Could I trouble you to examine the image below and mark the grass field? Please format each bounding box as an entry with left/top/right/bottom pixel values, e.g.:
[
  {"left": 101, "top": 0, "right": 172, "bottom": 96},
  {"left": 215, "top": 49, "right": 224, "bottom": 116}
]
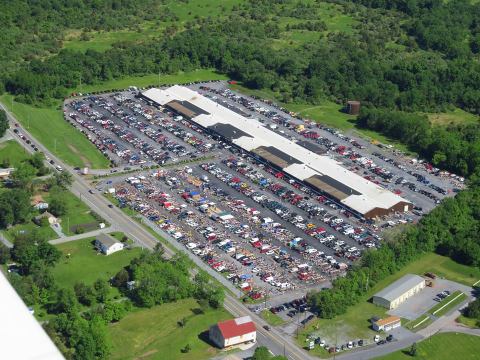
[
  {"left": 75, "top": 69, "right": 227, "bottom": 94},
  {"left": 52, "top": 237, "right": 143, "bottom": 289},
  {"left": 108, "top": 297, "right": 231, "bottom": 360},
  {"left": 0, "top": 140, "right": 30, "bottom": 168},
  {"left": 426, "top": 108, "right": 480, "bottom": 126},
  {"left": 0, "top": 94, "right": 109, "bottom": 169},
  {"left": 456, "top": 315, "right": 479, "bottom": 328},
  {"left": 298, "top": 252, "right": 480, "bottom": 353},
  {"left": 45, "top": 189, "right": 102, "bottom": 235},
  {"left": 2, "top": 221, "right": 58, "bottom": 242},
  {"left": 377, "top": 332, "right": 480, "bottom": 360},
  {"left": 260, "top": 309, "right": 286, "bottom": 326}
]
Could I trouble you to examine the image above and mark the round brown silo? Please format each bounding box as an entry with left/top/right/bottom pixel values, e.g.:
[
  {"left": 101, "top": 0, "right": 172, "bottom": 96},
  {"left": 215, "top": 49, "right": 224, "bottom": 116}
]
[{"left": 347, "top": 101, "right": 361, "bottom": 115}]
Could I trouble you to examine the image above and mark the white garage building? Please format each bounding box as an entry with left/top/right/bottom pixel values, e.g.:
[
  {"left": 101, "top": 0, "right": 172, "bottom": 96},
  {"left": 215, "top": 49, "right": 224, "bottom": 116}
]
[{"left": 373, "top": 274, "right": 426, "bottom": 309}]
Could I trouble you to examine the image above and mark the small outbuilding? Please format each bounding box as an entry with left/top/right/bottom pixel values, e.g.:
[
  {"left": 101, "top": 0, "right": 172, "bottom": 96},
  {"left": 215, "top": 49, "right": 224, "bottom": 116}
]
[
  {"left": 209, "top": 316, "right": 256, "bottom": 348},
  {"left": 95, "top": 233, "right": 124, "bottom": 256},
  {"left": 372, "top": 316, "right": 401, "bottom": 332},
  {"left": 373, "top": 274, "right": 425, "bottom": 309}
]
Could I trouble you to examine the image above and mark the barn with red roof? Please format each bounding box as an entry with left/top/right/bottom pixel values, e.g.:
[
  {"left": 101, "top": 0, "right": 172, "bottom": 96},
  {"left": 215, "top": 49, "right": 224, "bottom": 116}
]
[{"left": 209, "top": 316, "right": 257, "bottom": 348}]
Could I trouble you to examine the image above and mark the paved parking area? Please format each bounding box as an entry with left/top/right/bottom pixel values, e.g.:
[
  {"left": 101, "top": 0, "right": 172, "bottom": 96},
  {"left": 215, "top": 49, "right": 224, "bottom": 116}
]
[
  {"left": 388, "top": 279, "right": 473, "bottom": 320},
  {"left": 67, "top": 80, "right": 466, "bottom": 300}
]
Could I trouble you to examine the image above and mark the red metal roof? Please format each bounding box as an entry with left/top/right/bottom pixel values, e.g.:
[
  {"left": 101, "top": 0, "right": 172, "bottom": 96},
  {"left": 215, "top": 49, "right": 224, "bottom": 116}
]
[{"left": 217, "top": 317, "right": 256, "bottom": 339}]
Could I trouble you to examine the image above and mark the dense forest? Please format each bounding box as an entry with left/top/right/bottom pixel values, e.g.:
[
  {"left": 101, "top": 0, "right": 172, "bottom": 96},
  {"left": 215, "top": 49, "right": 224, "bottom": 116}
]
[
  {"left": 1, "top": 0, "right": 480, "bottom": 116},
  {"left": 357, "top": 109, "right": 480, "bottom": 177}
]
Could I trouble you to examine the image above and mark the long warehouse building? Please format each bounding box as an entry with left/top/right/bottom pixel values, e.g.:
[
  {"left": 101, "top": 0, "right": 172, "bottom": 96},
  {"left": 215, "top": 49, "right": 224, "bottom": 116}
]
[{"left": 142, "top": 85, "right": 410, "bottom": 218}]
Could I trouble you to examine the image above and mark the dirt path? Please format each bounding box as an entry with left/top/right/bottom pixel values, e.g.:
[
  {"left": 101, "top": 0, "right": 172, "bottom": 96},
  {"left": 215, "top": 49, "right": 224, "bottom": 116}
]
[{"left": 67, "top": 144, "right": 92, "bottom": 168}]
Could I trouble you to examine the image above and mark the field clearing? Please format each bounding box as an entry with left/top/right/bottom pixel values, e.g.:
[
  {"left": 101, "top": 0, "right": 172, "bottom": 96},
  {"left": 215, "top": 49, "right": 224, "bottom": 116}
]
[
  {"left": 426, "top": 108, "right": 480, "bottom": 126},
  {"left": 52, "top": 237, "right": 143, "bottom": 289},
  {"left": 0, "top": 140, "right": 30, "bottom": 168},
  {"left": 108, "top": 298, "right": 232, "bottom": 360},
  {"left": 0, "top": 95, "right": 109, "bottom": 169},
  {"left": 377, "top": 332, "right": 480, "bottom": 360},
  {"left": 75, "top": 69, "right": 227, "bottom": 94},
  {"left": 299, "top": 252, "right": 480, "bottom": 353},
  {"left": 63, "top": 0, "right": 242, "bottom": 53}
]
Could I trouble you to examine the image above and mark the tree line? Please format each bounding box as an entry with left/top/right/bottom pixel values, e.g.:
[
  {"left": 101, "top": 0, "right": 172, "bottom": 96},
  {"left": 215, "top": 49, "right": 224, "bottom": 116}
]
[
  {"left": 308, "top": 182, "right": 480, "bottom": 318},
  {"left": 357, "top": 108, "right": 480, "bottom": 177}
]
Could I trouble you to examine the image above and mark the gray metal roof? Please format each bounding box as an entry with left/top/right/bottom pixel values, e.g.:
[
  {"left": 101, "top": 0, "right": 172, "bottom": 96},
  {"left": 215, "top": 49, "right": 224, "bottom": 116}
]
[
  {"left": 373, "top": 274, "right": 425, "bottom": 302},
  {"left": 96, "top": 233, "right": 120, "bottom": 248}
]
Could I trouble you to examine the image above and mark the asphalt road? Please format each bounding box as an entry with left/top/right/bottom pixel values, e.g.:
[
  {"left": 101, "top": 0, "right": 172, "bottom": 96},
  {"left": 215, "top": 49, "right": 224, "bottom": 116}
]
[{"left": 0, "top": 101, "right": 314, "bottom": 360}]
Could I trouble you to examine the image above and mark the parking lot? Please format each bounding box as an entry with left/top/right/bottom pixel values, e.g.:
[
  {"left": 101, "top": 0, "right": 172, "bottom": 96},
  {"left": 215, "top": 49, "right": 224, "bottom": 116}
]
[
  {"left": 388, "top": 279, "right": 473, "bottom": 320},
  {"left": 68, "top": 80, "right": 466, "bottom": 300}
]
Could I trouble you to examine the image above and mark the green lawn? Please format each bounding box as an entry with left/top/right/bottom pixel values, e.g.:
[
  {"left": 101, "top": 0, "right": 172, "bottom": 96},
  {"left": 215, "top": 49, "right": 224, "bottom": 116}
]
[
  {"left": 426, "top": 108, "right": 480, "bottom": 126},
  {"left": 52, "top": 237, "right": 143, "bottom": 289},
  {"left": 3, "top": 221, "right": 58, "bottom": 242},
  {"left": 45, "top": 189, "right": 102, "bottom": 235},
  {"left": 431, "top": 291, "right": 467, "bottom": 317},
  {"left": 456, "top": 315, "right": 479, "bottom": 328},
  {"left": 0, "top": 94, "right": 110, "bottom": 169},
  {"left": 260, "top": 309, "right": 286, "bottom": 326},
  {"left": 0, "top": 140, "right": 30, "bottom": 168},
  {"left": 108, "top": 297, "right": 232, "bottom": 360},
  {"left": 298, "top": 252, "right": 480, "bottom": 354},
  {"left": 376, "top": 332, "right": 480, "bottom": 360},
  {"left": 75, "top": 69, "right": 227, "bottom": 94}
]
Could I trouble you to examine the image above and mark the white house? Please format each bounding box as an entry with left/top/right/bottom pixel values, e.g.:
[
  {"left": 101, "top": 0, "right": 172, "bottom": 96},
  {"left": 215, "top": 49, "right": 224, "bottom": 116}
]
[
  {"left": 372, "top": 316, "right": 401, "bottom": 332},
  {"left": 95, "top": 233, "right": 124, "bottom": 256},
  {"left": 209, "top": 316, "right": 256, "bottom": 349}
]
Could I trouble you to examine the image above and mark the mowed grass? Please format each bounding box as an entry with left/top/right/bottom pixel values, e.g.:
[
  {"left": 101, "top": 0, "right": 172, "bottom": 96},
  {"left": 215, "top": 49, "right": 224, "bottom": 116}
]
[
  {"left": 260, "top": 309, "right": 286, "bottom": 326},
  {"left": 108, "top": 297, "right": 232, "bottom": 360},
  {"left": 298, "top": 252, "right": 480, "bottom": 353},
  {"left": 377, "top": 332, "right": 480, "bottom": 360},
  {"left": 3, "top": 221, "right": 58, "bottom": 242},
  {"left": 0, "top": 94, "right": 109, "bottom": 169},
  {"left": 456, "top": 315, "right": 479, "bottom": 328},
  {"left": 0, "top": 140, "right": 30, "bottom": 168},
  {"left": 75, "top": 69, "right": 227, "bottom": 94},
  {"left": 45, "top": 190, "right": 101, "bottom": 235},
  {"left": 52, "top": 237, "right": 143, "bottom": 289}
]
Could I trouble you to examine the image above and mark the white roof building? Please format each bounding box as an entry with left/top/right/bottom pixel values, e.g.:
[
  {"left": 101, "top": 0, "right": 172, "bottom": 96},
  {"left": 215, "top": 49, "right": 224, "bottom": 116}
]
[{"left": 143, "top": 86, "right": 410, "bottom": 218}]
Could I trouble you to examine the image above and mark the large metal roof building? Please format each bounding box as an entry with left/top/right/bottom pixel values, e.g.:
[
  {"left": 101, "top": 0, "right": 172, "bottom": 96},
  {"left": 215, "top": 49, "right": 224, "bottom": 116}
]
[{"left": 143, "top": 86, "right": 410, "bottom": 218}]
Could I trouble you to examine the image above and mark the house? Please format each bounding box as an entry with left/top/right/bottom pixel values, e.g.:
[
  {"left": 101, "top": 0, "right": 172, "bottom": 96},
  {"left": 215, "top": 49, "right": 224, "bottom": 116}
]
[
  {"left": 95, "top": 233, "right": 124, "bottom": 256},
  {"left": 33, "top": 212, "right": 58, "bottom": 225},
  {"left": 31, "top": 195, "right": 48, "bottom": 210},
  {"left": 209, "top": 316, "right": 256, "bottom": 348},
  {"left": 372, "top": 316, "right": 401, "bottom": 332},
  {"left": 372, "top": 274, "right": 426, "bottom": 309}
]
